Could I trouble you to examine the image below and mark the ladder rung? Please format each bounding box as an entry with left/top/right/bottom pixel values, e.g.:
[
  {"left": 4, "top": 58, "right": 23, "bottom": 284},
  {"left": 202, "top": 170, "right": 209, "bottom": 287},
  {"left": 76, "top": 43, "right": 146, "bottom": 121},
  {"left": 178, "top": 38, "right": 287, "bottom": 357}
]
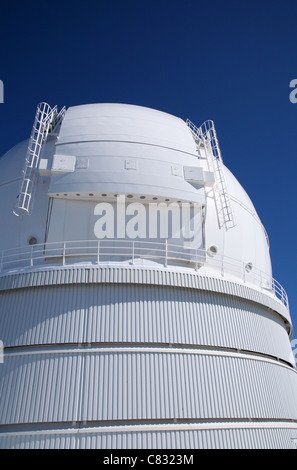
[
  {"left": 186, "top": 118, "right": 236, "bottom": 230},
  {"left": 13, "top": 102, "right": 66, "bottom": 216}
]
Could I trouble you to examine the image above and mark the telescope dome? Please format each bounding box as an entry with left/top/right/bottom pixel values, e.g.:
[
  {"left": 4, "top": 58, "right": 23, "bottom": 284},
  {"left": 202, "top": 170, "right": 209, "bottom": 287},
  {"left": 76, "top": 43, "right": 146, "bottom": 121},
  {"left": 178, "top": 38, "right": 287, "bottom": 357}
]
[{"left": 0, "top": 102, "right": 295, "bottom": 449}]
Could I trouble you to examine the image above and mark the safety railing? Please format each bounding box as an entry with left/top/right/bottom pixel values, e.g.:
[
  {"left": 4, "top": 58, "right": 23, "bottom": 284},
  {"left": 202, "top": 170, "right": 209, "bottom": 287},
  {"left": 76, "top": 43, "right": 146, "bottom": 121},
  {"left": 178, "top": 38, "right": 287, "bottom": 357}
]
[{"left": 0, "top": 239, "right": 289, "bottom": 310}]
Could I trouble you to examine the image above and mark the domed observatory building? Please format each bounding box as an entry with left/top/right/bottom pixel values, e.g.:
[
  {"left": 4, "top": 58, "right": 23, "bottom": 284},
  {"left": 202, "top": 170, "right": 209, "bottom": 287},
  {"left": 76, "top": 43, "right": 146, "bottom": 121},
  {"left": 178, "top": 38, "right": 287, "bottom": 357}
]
[{"left": 0, "top": 102, "right": 296, "bottom": 449}]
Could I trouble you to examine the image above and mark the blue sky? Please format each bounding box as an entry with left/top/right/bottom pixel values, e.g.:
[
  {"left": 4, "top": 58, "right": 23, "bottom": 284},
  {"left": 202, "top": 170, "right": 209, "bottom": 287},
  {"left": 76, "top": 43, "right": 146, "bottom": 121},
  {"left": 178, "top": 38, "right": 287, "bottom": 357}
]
[{"left": 0, "top": 0, "right": 297, "bottom": 330}]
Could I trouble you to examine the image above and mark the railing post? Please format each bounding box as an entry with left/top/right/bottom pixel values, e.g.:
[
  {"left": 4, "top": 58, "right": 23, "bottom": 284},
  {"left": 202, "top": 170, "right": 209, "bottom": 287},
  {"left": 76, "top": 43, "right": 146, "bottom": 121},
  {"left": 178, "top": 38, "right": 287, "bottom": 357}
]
[
  {"left": 165, "top": 239, "right": 168, "bottom": 267},
  {"left": 195, "top": 248, "right": 198, "bottom": 271},
  {"left": 62, "top": 242, "right": 66, "bottom": 266},
  {"left": 97, "top": 240, "right": 100, "bottom": 264},
  {"left": 30, "top": 245, "right": 34, "bottom": 267},
  {"left": 281, "top": 285, "right": 285, "bottom": 304}
]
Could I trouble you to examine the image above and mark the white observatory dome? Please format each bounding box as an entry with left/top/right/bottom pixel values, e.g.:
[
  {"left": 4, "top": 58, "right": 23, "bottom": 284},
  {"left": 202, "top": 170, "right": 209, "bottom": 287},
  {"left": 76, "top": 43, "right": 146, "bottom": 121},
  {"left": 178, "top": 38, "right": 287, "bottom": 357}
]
[{"left": 0, "top": 102, "right": 296, "bottom": 449}]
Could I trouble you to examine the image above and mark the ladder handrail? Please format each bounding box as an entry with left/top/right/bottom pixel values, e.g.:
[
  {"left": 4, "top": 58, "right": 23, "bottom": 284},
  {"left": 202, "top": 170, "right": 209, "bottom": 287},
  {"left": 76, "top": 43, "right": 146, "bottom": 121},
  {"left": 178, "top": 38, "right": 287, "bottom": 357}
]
[
  {"left": 13, "top": 102, "right": 66, "bottom": 217},
  {"left": 186, "top": 118, "right": 236, "bottom": 230}
]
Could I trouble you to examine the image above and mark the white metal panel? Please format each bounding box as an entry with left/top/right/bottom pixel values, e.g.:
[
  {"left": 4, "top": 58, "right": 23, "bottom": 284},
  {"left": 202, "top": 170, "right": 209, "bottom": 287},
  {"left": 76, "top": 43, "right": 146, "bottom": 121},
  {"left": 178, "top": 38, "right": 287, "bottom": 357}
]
[
  {"left": 49, "top": 104, "right": 204, "bottom": 202},
  {"left": 1, "top": 347, "right": 297, "bottom": 425},
  {"left": 0, "top": 283, "right": 293, "bottom": 363},
  {"left": 57, "top": 103, "right": 197, "bottom": 153},
  {"left": 2, "top": 424, "right": 297, "bottom": 449},
  {"left": 0, "top": 266, "right": 291, "bottom": 325}
]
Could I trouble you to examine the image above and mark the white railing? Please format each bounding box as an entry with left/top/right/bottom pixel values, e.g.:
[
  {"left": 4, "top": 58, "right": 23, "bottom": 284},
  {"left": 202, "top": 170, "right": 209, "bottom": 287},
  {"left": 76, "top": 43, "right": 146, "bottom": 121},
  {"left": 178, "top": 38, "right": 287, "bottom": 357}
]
[{"left": 0, "top": 239, "right": 289, "bottom": 310}]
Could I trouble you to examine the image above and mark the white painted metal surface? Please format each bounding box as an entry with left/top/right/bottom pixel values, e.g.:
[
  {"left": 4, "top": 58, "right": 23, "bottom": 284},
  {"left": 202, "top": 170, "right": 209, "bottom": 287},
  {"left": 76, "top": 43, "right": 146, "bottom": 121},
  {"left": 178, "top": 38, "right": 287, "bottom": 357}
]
[
  {"left": 1, "top": 348, "right": 297, "bottom": 423},
  {"left": 0, "top": 103, "right": 296, "bottom": 449},
  {"left": 0, "top": 282, "right": 293, "bottom": 362},
  {"left": 1, "top": 423, "right": 297, "bottom": 450}
]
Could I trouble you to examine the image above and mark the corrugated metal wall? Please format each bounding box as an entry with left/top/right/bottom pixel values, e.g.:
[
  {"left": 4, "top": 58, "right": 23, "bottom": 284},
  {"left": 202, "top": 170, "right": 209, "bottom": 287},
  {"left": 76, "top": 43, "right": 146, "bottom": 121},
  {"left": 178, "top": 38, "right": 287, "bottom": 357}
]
[
  {"left": 1, "top": 347, "right": 297, "bottom": 425},
  {"left": 0, "top": 266, "right": 290, "bottom": 326},
  {"left": 0, "top": 270, "right": 296, "bottom": 449},
  {"left": 0, "top": 284, "right": 293, "bottom": 363},
  {"left": 2, "top": 425, "right": 297, "bottom": 449}
]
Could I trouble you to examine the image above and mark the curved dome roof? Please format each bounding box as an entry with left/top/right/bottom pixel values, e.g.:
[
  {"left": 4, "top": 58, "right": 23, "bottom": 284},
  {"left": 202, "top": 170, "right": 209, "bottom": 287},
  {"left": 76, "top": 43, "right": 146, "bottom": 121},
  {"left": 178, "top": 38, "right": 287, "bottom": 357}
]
[
  {"left": 0, "top": 140, "right": 28, "bottom": 183},
  {"left": 58, "top": 103, "right": 197, "bottom": 154},
  {"left": 0, "top": 103, "right": 272, "bottom": 285}
]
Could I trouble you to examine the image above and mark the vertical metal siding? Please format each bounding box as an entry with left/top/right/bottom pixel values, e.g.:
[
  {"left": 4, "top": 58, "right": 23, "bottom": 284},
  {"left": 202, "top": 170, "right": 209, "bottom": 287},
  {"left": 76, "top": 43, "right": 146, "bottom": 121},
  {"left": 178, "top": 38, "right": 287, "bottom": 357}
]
[
  {"left": 0, "top": 284, "right": 293, "bottom": 363},
  {"left": 1, "top": 349, "right": 297, "bottom": 425},
  {"left": 0, "top": 267, "right": 291, "bottom": 327},
  {"left": 1, "top": 426, "right": 297, "bottom": 449},
  {"left": 0, "top": 269, "right": 296, "bottom": 449}
]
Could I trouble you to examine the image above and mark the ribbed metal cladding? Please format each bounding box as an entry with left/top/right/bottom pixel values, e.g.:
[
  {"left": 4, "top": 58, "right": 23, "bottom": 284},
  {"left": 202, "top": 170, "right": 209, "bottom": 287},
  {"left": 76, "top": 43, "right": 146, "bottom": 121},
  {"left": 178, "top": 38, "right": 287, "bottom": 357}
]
[
  {"left": 1, "top": 348, "right": 297, "bottom": 426},
  {"left": 0, "top": 284, "right": 293, "bottom": 363},
  {"left": 2, "top": 425, "right": 297, "bottom": 449},
  {"left": 0, "top": 267, "right": 297, "bottom": 449},
  {"left": 0, "top": 266, "right": 291, "bottom": 326}
]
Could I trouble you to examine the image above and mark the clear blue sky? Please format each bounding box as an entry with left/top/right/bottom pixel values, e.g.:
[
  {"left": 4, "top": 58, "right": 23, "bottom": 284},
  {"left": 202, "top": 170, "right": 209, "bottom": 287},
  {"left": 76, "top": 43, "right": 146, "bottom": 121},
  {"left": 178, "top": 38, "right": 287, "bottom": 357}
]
[{"left": 0, "top": 0, "right": 297, "bottom": 331}]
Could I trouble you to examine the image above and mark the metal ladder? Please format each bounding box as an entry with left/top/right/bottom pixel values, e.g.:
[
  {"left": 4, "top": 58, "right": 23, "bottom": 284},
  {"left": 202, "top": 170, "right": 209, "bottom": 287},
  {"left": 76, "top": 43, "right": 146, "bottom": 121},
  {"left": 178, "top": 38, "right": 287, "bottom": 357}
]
[
  {"left": 186, "top": 118, "right": 236, "bottom": 230},
  {"left": 13, "top": 102, "right": 66, "bottom": 217}
]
